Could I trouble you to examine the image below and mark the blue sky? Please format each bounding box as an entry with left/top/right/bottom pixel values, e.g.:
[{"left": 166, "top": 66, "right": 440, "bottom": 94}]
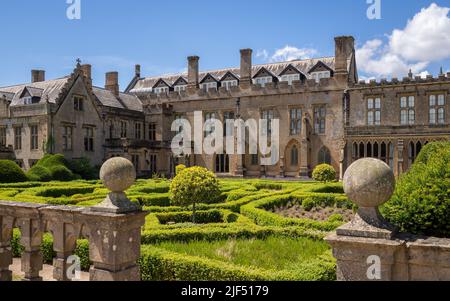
[{"left": 0, "top": 0, "right": 449, "bottom": 88}]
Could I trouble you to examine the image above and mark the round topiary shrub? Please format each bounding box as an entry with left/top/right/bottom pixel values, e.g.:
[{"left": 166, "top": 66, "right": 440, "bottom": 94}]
[
  {"left": 169, "top": 166, "right": 221, "bottom": 223},
  {"left": 49, "top": 165, "right": 75, "bottom": 182},
  {"left": 27, "top": 165, "right": 52, "bottom": 182},
  {"left": 67, "top": 157, "right": 98, "bottom": 180},
  {"left": 0, "top": 160, "right": 28, "bottom": 183},
  {"left": 312, "top": 164, "right": 336, "bottom": 183},
  {"left": 381, "top": 142, "right": 450, "bottom": 238}
]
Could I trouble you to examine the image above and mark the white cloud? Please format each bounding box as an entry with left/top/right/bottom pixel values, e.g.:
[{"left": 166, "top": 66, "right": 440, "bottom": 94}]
[
  {"left": 390, "top": 3, "right": 450, "bottom": 61},
  {"left": 256, "top": 46, "right": 318, "bottom": 63},
  {"left": 256, "top": 49, "right": 269, "bottom": 61},
  {"left": 356, "top": 39, "right": 429, "bottom": 78},
  {"left": 418, "top": 71, "right": 431, "bottom": 78},
  {"left": 356, "top": 3, "right": 450, "bottom": 79},
  {"left": 269, "top": 46, "right": 318, "bottom": 62}
]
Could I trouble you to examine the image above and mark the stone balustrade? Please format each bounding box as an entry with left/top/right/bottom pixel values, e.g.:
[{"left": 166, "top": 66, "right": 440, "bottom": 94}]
[
  {"left": 0, "top": 157, "right": 148, "bottom": 281},
  {"left": 326, "top": 158, "right": 450, "bottom": 281}
]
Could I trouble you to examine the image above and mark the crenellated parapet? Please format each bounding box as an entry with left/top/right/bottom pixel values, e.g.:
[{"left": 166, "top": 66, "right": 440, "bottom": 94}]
[{"left": 354, "top": 72, "right": 450, "bottom": 88}]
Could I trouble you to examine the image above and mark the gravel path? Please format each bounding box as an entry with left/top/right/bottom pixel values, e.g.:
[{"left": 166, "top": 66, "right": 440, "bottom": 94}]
[{"left": 11, "top": 258, "right": 89, "bottom": 281}]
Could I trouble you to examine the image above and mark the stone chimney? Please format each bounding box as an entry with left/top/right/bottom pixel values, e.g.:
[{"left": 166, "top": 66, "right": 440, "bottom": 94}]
[
  {"left": 80, "top": 64, "right": 92, "bottom": 80},
  {"left": 105, "top": 72, "right": 119, "bottom": 96},
  {"left": 135, "top": 64, "right": 141, "bottom": 78},
  {"left": 31, "top": 70, "right": 45, "bottom": 83},
  {"left": 240, "top": 49, "right": 253, "bottom": 88},
  {"left": 187, "top": 56, "right": 199, "bottom": 91},
  {"left": 334, "top": 36, "right": 355, "bottom": 78}
]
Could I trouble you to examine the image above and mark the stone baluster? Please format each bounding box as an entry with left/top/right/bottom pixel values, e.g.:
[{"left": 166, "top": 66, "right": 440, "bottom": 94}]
[
  {"left": 86, "top": 157, "right": 148, "bottom": 281},
  {"left": 42, "top": 206, "right": 84, "bottom": 281},
  {"left": 0, "top": 215, "right": 14, "bottom": 281},
  {"left": 16, "top": 204, "right": 46, "bottom": 281}
]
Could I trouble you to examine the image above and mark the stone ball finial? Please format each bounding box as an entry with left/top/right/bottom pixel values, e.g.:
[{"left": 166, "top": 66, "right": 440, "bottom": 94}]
[
  {"left": 343, "top": 158, "right": 395, "bottom": 208},
  {"left": 100, "top": 157, "right": 136, "bottom": 193}
]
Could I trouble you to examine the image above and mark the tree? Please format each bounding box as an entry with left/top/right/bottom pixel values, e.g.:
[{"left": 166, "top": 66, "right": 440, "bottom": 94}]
[
  {"left": 169, "top": 166, "right": 221, "bottom": 223},
  {"left": 312, "top": 164, "right": 336, "bottom": 182}
]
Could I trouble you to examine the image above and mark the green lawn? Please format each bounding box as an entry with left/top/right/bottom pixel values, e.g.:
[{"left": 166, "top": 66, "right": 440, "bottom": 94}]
[{"left": 156, "top": 236, "right": 330, "bottom": 271}]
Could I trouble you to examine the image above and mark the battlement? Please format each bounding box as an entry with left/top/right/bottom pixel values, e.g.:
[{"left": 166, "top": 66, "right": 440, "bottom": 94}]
[{"left": 355, "top": 72, "right": 450, "bottom": 88}]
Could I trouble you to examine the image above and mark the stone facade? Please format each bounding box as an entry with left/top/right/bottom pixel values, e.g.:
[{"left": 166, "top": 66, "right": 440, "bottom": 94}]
[
  {"left": 1, "top": 35, "right": 449, "bottom": 178},
  {"left": 0, "top": 62, "right": 145, "bottom": 173},
  {"left": 345, "top": 76, "right": 450, "bottom": 176}
]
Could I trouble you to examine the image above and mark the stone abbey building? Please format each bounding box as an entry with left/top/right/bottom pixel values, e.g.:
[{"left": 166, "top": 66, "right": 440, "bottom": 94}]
[{"left": 0, "top": 36, "right": 449, "bottom": 178}]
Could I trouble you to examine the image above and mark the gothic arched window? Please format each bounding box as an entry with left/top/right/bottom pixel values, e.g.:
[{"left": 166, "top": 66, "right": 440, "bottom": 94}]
[{"left": 318, "top": 147, "right": 331, "bottom": 165}]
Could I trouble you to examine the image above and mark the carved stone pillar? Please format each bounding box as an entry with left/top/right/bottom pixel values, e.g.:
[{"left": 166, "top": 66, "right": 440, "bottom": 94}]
[
  {"left": 42, "top": 207, "right": 84, "bottom": 281},
  {"left": 325, "top": 158, "right": 399, "bottom": 281},
  {"left": 85, "top": 157, "right": 148, "bottom": 281},
  {"left": 299, "top": 115, "right": 310, "bottom": 178},
  {"left": 83, "top": 211, "right": 147, "bottom": 281},
  {"left": 397, "top": 140, "right": 404, "bottom": 177},
  {"left": 0, "top": 216, "right": 14, "bottom": 281},
  {"left": 17, "top": 218, "right": 44, "bottom": 281}
]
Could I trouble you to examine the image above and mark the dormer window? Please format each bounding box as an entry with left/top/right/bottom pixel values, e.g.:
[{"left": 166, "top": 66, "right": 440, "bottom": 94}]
[
  {"left": 221, "top": 80, "right": 238, "bottom": 90},
  {"left": 279, "top": 64, "right": 304, "bottom": 85},
  {"left": 152, "top": 79, "right": 171, "bottom": 95},
  {"left": 173, "top": 77, "right": 188, "bottom": 93},
  {"left": 308, "top": 61, "right": 334, "bottom": 83},
  {"left": 253, "top": 76, "right": 272, "bottom": 87},
  {"left": 200, "top": 74, "right": 219, "bottom": 92},
  {"left": 174, "top": 85, "right": 187, "bottom": 93},
  {"left": 200, "top": 82, "right": 217, "bottom": 91},
  {"left": 253, "top": 68, "right": 277, "bottom": 87},
  {"left": 154, "top": 87, "right": 169, "bottom": 95},
  {"left": 23, "top": 96, "right": 32, "bottom": 105},
  {"left": 310, "top": 71, "right": 330, "bottom": 83},
  {"left": 280, "top": 74, "right": 300, "bottom": 85},
  {"left": 20, "top": 87, "right": 42, "bottom": 105}
]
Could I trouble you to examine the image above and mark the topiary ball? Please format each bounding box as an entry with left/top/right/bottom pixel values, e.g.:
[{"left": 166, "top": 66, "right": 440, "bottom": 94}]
[
  {"left": 312, "top": 164, "right": 336, "bottom": 183},
  {"left": 0, "top": 160, "right": 28, "bottom": 183}
]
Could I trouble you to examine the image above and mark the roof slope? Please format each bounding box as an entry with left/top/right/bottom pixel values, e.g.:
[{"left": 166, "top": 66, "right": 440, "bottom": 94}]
[
  {"left": 0, "top": 77, "right": 70, "bottom": 106},
  {"left": 92, "top": 87, "right": 143, "bottom": 112},
  {"left": 130, "top": 56, "right": 336, "bottom": 92},
  {"left": 0, "top": 76, "right": 142, "bottom": 112}
]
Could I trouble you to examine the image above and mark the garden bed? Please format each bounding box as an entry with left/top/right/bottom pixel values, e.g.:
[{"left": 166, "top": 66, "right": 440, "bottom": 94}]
[{"left": 273, "top": 204, "right": 353, "bottom": 222}]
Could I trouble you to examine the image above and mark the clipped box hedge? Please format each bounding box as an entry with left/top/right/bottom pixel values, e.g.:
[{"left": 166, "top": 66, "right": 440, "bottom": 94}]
[{"left": 240, "top": 193, "right": 350, "bottom": 231}]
